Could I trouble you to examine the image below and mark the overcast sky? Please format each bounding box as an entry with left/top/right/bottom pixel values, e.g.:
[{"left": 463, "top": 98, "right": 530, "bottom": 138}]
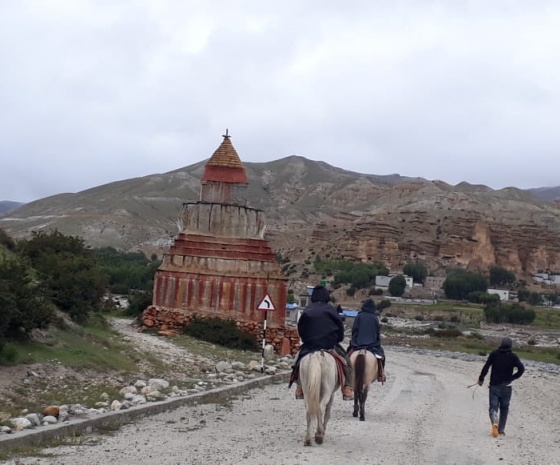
[{"left": 1, "top": 1, "right": 560, "bottom": 203}]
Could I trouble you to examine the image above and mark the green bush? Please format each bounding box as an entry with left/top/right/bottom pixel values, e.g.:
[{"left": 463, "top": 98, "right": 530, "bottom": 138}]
[
  {"left": 403, "top": 261, "right": 428, "bottom": 284},
  {"left": 468, "top": 332, "right": 485, "bottom": 340},
  {"left": 489, "top": 266, "right": 516, "bottom": 286},
  {"left": 0, "top": 342, "right": 18, "bottom": 365},
  {"left": 443, "top": 269, "right": 487, "bottom": 300},
  {"left": 345, "top": 287, "right": 356, "bottom": 297},
  {"left": 378, "top": 299, "right": 392, "bottom": 310},
  {"left": 184, "top": 317, "right": 259, "bottom": 351},
  {"left": 483, "top": 303, "right": 536, "bottom": 325},
  {"left": 126, "top": 291, "right": 153, "bottom": 316},
  {"left": 425, "top": 328, "right": 462, "bottom": 338},
  {"left": 389, "top": 275, "right": 407, "bottom": 297},
  {"left": 17, "top": 230, "right": 108, "bottom": 322},
  {"left": 414, "top": 314, "right": 424, "bottom": 321}
]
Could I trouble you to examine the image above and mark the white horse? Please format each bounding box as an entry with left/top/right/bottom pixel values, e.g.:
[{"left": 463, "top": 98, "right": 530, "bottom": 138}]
[
  {"left": 350, "top": 349, "right": 379, "bottom": 421},
  {"left": 299, "top": 350, "right": 340, "bottom": 446}
]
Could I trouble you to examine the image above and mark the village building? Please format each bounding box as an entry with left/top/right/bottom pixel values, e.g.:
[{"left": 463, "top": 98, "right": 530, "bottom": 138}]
[
  {"left": 375, "top": 274, "right": 413, "bottom": 290},
  {"left": 142, "top": 133, "right": 299, "bottom": 354},
  {"left": 424, "top": 276, "right": 446, "bottom": 290},
  {"left": 487, "top": 288, "right": 510, "bottom": 301}
]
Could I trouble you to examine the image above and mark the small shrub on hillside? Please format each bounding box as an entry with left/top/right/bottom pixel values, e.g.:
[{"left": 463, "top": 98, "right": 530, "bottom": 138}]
[
  {"left": 433, "top": 315, "right": 444, "bottom": 321},
  {"left": 468, "top": 332, "right": 485, "bottom": 341},
  {"left": 346, "top": 287, "right": 356, "bottom": 297},
  {"left": 425, "top": 328, "right": 463, "bottom": 338},
  {"left": 381, "top": 317, "right": 388, "bottom": 323},
  {"left": 414, "top": 315, "right": 424, "bottom": 321},
  {"left": 184, "top": 317, "right": 259, "bottom": 351},
  {"left": 126, "top": 291, "right": 153, "bottom": 317},
  {"left": 378, "top": 300, "right": 392, "bottom": 310},
  {"left": 527, "top": 338, "right": 537, "bottom": 346},
  {"left": 448, "top": 315, "right": 460, "bottom": 323},
  {"left": 0, "top": 343, "right": 18, "bottom": 365}
]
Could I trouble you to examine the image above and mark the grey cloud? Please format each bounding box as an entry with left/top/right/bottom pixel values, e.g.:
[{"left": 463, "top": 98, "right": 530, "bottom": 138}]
[{"left": 1, "top": 1, "right": 560, "bottom": 202}]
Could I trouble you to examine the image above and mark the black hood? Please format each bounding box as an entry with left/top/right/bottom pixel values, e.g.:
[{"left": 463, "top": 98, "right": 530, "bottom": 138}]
[
  {"left": 361, "top": 298, "right": 377, "bottom": 313},
  {"left": 310, "top": 285, "right": 330, "bottom": 303},
  {"left": 498, "top": 337, "right": 513, "bottom": 351}
]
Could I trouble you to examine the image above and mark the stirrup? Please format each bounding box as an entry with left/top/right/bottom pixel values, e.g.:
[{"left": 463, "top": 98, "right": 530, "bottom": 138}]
[
  {"left": 342, "top": 387, "right": 354, "bottom": 401},
  {"left": 295, "top": 386, "right": 304, "bottom": 400}
]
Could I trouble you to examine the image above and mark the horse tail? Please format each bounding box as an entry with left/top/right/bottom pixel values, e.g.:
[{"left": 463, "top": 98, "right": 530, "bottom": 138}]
[
  {"left": 306, "top": 353, "right": 322, "bottom": 418},
  {"left": 354, "top": 352, "right": 366, "bottom": 393}
]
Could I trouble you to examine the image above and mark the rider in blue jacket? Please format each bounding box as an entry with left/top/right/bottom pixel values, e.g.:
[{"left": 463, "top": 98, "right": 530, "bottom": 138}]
[{"left": 348, "top": 298, "right": 386, "bottom": 382}]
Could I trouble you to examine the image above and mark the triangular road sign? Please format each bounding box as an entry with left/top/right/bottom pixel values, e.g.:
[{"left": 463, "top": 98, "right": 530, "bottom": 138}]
[{"left": 257, "top": 293, "right": 275, "bottom": 311}]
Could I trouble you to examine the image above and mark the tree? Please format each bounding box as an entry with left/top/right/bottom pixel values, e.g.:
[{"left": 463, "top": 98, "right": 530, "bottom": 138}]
[
  {"left": 0, "top": 258, "right": 54, "bottom": 340},
  {"left": 443, "top": 269, "right": 488, "bottom": 300},
  {"left": 489, "top": 266, "right": 516, "bottom": 286},
  {"left": 17, "top": 230, "right": 108, "bottom": 322},
  {"left": 403, "top": 261, "right": 428, "bottom": 284},
  {"left": 388, "top": 275, "right": 406, "bottom": 297},
  {"left": 483, "top": 303, "right": 536, "bottom": 325}
]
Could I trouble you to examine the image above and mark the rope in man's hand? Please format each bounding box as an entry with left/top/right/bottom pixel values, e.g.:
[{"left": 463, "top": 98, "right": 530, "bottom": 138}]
[{"left": 466, "top": 382, "right": 479, "bottom": 400}]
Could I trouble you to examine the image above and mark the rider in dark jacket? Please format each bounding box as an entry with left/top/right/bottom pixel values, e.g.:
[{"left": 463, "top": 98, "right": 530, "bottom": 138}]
[
  {"left": 348, "top": 298, "right": 386, "bottom": 382},
  {"left": 295, "top": 285, "right": 354, "bottom": 400}
]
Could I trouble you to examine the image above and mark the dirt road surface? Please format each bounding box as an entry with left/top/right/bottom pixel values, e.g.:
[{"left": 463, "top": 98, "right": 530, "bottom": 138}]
[{"left": 19, "top": 349, "right": 560, "bottom": 465}]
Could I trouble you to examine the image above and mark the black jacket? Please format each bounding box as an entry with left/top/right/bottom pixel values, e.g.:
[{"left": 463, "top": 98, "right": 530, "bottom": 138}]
[
  {"left": 350, "top": 299, "right": 384, "bottom": 357},
  {"left": 479, "top": 346, "right": 525, "bottom": 386},
  {"left": 297, "top": 301, "right": 344, "bottom": 358}
]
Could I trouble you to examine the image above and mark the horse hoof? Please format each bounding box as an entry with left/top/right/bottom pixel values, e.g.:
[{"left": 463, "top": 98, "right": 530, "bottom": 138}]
[
  {"left": 304, "top": 439, "right": 311, "bottom": 447},
  {"left": 315, "top": 436, "right": 324, "bottom": 445},
  {"left": 360, "top": 417, "right": 365, "bottom": 421},
  {"left": 353, "top": 412, "right": 358, "bottom": 418}
]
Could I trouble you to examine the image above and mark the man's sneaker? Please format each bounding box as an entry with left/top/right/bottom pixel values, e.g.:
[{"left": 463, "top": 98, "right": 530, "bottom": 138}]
[
  {"left": 295, "top": 385, "right": 304, "bottom": 400},
  {"left": 342, "top": 386, "right": 354, "bottom": 401},
  {"left": 492, "top": 423, "right": 499, "bottom": 438}
]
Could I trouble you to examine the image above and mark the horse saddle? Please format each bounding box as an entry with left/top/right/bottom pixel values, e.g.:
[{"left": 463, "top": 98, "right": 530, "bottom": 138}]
[{"left": 289, "top": 349, "right": 346, "bottom": 388}]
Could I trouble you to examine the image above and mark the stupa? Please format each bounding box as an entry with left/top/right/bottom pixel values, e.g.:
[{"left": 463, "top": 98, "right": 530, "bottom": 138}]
[{"left": 142, "top": 132, "right": 299, "bottom": 354}]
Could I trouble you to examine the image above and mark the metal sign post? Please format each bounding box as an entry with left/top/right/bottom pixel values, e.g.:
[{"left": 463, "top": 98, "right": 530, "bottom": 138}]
[{"left": 257, "top": 293, "right": 276, "bottom": 374}]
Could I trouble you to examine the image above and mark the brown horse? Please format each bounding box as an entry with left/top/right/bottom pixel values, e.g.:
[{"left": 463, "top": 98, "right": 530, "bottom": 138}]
[
  {"left": 299, "top": 350, "right": 340, "bottom": 446},
  {"left": 350, "top": 349, "right": 379, "bottom": 421}
]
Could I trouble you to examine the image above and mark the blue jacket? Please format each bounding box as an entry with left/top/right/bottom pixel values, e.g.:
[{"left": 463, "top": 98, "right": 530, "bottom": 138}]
[{"left": 350, "top": 299, "right": 384, "bottom": 357}]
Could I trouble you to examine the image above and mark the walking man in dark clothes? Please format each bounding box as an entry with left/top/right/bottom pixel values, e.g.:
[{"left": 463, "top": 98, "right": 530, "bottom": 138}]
[{"left": 478, "top": 337, "right": 525, "bottom": 438}]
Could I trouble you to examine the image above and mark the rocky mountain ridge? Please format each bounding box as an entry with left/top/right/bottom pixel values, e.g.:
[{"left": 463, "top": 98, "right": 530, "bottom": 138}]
[{"left": 1, "top": 156, "right": 560, "bottom": 278}]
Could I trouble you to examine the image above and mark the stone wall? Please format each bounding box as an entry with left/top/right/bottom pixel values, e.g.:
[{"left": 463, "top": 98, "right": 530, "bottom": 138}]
[{"left": 142, "top": 306, "right": 300, "bottom": 355}]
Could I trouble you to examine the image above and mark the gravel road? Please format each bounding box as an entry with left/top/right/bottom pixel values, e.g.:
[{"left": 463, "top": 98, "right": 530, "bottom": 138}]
[{"left": 16, "top": 349, "right": 560, "bottom": 465}]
